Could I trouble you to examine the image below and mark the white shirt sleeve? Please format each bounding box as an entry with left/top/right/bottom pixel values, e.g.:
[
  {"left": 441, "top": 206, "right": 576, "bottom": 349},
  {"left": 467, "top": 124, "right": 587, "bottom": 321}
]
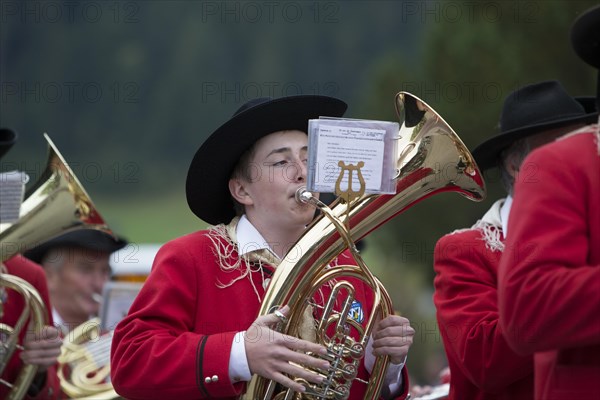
[
  {"left": 229, "top": 331, "right": 252, "bottom": 382},
  {"left": 363, "top": 335, "right": 406, "bottom": 398}
]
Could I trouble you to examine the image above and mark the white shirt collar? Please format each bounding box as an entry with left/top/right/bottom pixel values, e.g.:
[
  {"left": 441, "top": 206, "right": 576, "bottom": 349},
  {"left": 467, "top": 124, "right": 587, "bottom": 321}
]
[
  {"left": 500, "top": 195, "right": 513, "bottom": 239},
  {"left": 236, "top": 215, "right": 278, "bottom": 258}
]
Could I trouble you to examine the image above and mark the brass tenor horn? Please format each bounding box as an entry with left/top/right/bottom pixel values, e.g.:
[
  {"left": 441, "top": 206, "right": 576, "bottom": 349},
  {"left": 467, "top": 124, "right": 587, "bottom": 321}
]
[
  {"left": 1, "top": 133, "right": 111, "bottom": 400},
  {"left": 244, "top": 92, "right": 485, "bottom": 399}
]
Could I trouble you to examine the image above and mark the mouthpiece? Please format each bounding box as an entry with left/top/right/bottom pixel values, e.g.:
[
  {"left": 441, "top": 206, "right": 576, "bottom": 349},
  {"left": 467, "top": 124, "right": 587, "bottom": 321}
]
[
  {"left": 295, "top": 187, "right": 314, "bottom": 204},
  {"left": 92, "top": 293, "right": 102, "bottom": 303}
]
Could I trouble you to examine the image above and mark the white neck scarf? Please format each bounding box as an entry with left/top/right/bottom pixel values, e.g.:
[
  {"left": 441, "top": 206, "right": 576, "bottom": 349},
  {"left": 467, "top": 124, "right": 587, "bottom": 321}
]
[{"left": 470, "top": 196, "right": 511, "bottom": 252}]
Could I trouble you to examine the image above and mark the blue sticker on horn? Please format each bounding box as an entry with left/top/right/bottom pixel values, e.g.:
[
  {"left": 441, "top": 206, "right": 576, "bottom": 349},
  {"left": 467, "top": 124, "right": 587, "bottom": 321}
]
[{"left": 348, "top": 300, "right": 364, "bottom": 323}]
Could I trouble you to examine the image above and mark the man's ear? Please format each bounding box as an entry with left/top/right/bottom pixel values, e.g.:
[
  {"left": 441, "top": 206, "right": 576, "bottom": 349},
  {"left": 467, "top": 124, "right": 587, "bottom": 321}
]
[
  {"left": 508, "top": 154, "right": 522, "bottom": 177},
  {"left": 229, "top": 178, "right": 253, "bottom": 206}
]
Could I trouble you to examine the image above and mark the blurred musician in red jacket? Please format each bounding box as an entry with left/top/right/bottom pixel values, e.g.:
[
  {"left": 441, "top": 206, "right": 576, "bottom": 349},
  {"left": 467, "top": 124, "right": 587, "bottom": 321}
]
[
  {"left": 1, "top": 128, "right": 62, "bottom": 399},
  {"left": 498, "top": 6, "right": 600, "bottom": 399}
]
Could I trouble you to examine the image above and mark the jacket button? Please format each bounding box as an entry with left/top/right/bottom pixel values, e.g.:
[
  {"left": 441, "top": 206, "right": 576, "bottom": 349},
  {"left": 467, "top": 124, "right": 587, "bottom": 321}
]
[
  {"left": 204, "top": 377, "right": 211, "bottom": 384},
  {"left": 211, "top": 375, "right": 219, "bottom": 382}
]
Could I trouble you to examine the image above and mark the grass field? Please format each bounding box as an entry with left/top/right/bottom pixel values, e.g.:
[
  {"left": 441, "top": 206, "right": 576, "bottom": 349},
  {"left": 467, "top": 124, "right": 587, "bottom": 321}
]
[{"left": 94, "top": 191, "right": 206, "bottom": 245}]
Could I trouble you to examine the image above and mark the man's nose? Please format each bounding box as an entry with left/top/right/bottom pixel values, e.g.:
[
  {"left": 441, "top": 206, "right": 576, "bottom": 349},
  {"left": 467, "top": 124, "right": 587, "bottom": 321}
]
[{"left": 296, "top": 161, "right": 307, "bottom": 182}]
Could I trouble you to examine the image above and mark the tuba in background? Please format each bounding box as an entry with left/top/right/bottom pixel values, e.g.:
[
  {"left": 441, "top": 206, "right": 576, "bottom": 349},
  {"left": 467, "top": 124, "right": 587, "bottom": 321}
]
[
  {"left": 1, "top": 133, "right": 111, "bottom": 400},
  {"left": 57, "top": 317, "right": 119, "bottom": 399},
  {"left": 244, "top": 92, "right": 486, "bottom": 399}
]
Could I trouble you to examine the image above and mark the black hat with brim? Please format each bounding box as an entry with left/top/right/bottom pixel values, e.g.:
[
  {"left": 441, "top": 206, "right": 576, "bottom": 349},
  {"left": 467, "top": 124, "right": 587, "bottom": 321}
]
[
  {"left": 24, "top": 229, "right": 128, "bottom": 264},
  {"left": 0, "top": 128, "right": 18, "bottom": 160},
  {"left": 473, "top": 81, "right": 598, "bottom": 171},
  {"left": 186, "top": 95, "right": 347, "bottom": 225},
  {"left": 571, "top": 5, "right": 600, "bottom": 69}
]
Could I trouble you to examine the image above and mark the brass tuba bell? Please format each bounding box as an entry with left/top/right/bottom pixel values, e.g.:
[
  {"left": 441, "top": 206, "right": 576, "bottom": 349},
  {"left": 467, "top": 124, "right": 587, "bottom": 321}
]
[
  {"left": 1, "top": 133, "right": 112, "bottom": 400},
  {"left": 243, "top": 92, "right": 486, "bottom": 399},
  {"left": 1, "top": 133, "right": 110, "bottom": 261}
]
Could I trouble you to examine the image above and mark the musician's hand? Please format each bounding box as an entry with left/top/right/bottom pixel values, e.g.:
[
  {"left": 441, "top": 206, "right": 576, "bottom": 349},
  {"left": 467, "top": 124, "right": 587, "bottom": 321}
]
[
  {"left": 20, "top": 325, "right": 62, "bottom": 371},
  {"left": 410, "top": 384, "right": 434, "bottom": 397},
  {"left": 439, "top": 366, "right": 450, "bottom": 383},
  {"left": 371, "top": 315, "right": 414, "bottom": 364},
  {"left": 245, "top": 305, "right": 330, "bottom": 393}
]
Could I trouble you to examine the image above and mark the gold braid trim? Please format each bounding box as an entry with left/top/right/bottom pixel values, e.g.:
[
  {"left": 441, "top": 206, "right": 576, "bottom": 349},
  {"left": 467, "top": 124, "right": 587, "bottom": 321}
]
[
  {"left": 472, "top": 198, "right": 505, "bottom": 253},
  {"left": 207, "top": 217, "right": 280, "bottom": 304}
]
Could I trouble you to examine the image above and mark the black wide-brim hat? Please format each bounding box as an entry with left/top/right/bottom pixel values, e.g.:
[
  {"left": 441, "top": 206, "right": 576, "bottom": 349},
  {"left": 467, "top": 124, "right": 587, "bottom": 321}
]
[
  {"left": 473, "top": 80, "right": 598, "bottom": 171},
  {"left": 186, "top": 95, "right": 347, "bottom": 225},
  {"left": 571, "top": 5, "right": 600, "bottom": 69},
  {"left": 0, "top": 128, "right": 18, "bottom": 160},
  {"left": 24, "top": 229, "right": 128, "bottom": 264}
]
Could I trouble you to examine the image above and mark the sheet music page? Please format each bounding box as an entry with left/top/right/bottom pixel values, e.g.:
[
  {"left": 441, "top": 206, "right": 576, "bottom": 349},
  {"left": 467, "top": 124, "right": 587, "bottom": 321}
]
[
  {"left": 100, "top": 282, "right": 142, "bottom": 331},
  {"left": 307, "top": 118, "right": 398, "bottom": 194},
  {"left": 0, "top": 171, "right": 28, "bottom": 223}
]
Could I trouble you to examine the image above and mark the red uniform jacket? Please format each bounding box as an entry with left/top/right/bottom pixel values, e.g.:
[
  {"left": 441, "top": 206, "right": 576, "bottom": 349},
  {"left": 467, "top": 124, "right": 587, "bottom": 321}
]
[
  {"left": 111, "top": 229, "right": 408, "bottom": 400},
  {"left": 434, "top": 225, "right": 533, "bottom": 400},
  {"left": 498, "top": 129, "right": 600, "bottom": 399},
  {"left": 1, "top": 255, "right": 61, "bottom": 400}
]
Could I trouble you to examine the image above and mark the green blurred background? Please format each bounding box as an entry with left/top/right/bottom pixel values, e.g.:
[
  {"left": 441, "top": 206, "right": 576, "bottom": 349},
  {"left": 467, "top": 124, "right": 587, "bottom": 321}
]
[{"left": 1, "top": 0, "right": 597, "bottom": 386}]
